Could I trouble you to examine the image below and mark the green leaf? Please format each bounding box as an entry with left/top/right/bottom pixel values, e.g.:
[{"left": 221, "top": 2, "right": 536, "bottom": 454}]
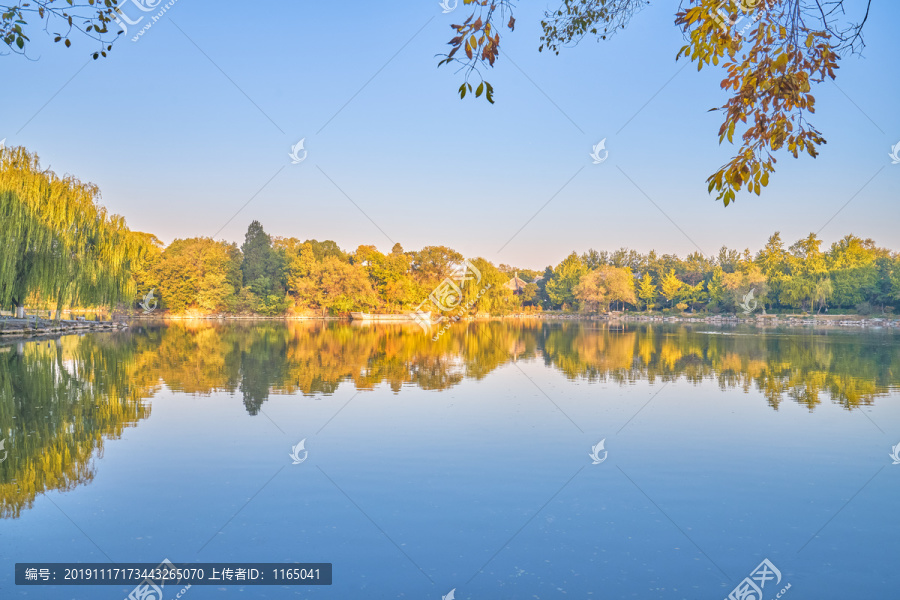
[{"left": 475, "top": 82, "right": 484, "bottom": 97}]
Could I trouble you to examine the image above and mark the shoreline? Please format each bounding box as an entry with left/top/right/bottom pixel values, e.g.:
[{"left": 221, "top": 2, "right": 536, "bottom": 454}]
[
  {"left": 1, "top": 312, "right": 897, "bottom": 342},
  {"left": 538, "top": 312, "right": 900, "bottom": 328},
  {"left": 0, "top": 317, "right": 129, "bottom": 341}
]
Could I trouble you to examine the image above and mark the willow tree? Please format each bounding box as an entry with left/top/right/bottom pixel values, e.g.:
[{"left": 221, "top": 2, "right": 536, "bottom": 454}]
[
  {"left": 0, "top": 335, "right": 154, "bottom": 518},
  {"left": 0, "top": 145, "right": 143, "bottom": 318}
]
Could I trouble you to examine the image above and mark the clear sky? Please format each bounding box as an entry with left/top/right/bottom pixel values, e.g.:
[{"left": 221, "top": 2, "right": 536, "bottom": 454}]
[{"left": 4, "top": 0, "right": 898, "bottom": 270}]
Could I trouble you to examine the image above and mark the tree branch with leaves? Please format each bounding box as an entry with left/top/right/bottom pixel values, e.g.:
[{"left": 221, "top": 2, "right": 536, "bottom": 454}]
[
  {"left": 2, "top": 0, "right": 122, "bottom": 59},
  {"left": 439, "top": 0, "right": 873, "bottom": 205},
  {"left": 437, "top": 0, "right": 518, "bottom": 103}
]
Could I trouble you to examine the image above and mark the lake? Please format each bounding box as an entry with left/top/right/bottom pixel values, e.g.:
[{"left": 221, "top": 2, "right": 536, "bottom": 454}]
[{"left": 1, "top": 320, "right": 898, "bottom": 599}]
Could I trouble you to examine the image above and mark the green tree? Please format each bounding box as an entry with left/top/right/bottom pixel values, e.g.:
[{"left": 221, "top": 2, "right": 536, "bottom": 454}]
[
  {"left": 659, "top": 270, "right": 684, "bottom": 308},
  {"left": 813, "top": 277, "right": 833, "bottom": 314},
  {"left": 706, "top": 266, "right": 726, "bottom": 307},
  {"left": 889, "top": 256, "right": 900, "bottom": 304},
  {"left": 384, "top": 276, "right": 421, "bottom": 313},
  {"left": 581, "top": 248, "right": 609, "bottom": 270},
  {"left": 723, "top": 265, "right": 768, "bottom": 312},
  {"left": 318, "top": 257, "right": 380, "bottom": 314},
  {"left": 717, "top": 246, "right": 744, "bottom": 273},
  {"left": 780, "top": 233, "right": 828, "bottom": 311},
  {"left": 153, "top": 237, "right": 242, "bottom": 313},
  {"left": 353, "top": 244, "right": 419, "bottom": 312},
  {"left": 574, "top": 271, "right": 608, "bottom": 313},
  {"left": 130, "top": 232, "right": 164, "bottom": 310},
  {"left": 535, "top": 266, "right": 554, "bottom": 309},
  {"left": 682, "top": 251, "right": 713, "bottom": 285},
  {"left": 680, "top": 281, "right": 708, "bottom": 312},
  {"left": 409, "top": 245, "right": 464, "bottom": 288},
  {"left": 638, "top": 272, "right": 657, "bottom": 311},
  {"left": 521, "top": 282, "right": 539, "bottom": 306},
  {"left": 453, "top": 257, "right": 517, "bottom": 316},
  {"left": 826, "top": 234, "right": 879, "bottom": 308},
  {"left": 546, "top": 252, "right": 587, "bottom": 310},
  {"left": 285, "top": 245, "right": 378, "bottom": 316},
  {"left": 756, "top": 232, "right": 788, "bottom": 305},
  {"left": 0, "top": 145, "right": 142, "bottom": 317},
  {"left": 241, "top": 221, "right": 286, "bottom": 315},
  {"left": 296, "top": 238, "right": 347, "bottom": 262},
  {"left": 574, "top": 265, "right": 637, "bottom": 312},
  {"left": 873, "top": 255, "right": 899, "bottom": 312}
]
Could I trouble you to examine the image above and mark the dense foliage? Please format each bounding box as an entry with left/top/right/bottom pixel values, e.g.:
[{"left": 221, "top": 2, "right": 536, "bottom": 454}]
[
  {"left": 130, "top": 223, "right": 522, "bottom": 316},
  {"left": 124, "top": 225, "right": 899, "bottom": 317},
  {"left": 540, "top": 232, "right": 899, "bottom": 315},
  {"left": 0, "top": 146, "right": 147, "bottom": 317},
  {"left": 2, "top": 145, "right": 897, "bottom": 317}
]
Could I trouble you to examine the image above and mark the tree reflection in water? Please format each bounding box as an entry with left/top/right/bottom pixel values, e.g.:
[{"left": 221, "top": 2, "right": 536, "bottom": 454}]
[{"left": 1, "top": 320, "right": 896, "bottom": 518}]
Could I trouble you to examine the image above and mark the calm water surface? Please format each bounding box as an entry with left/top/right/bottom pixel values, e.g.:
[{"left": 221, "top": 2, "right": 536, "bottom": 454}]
[{"left": 1, "top": 321, "right": 898, "bottom": 599}]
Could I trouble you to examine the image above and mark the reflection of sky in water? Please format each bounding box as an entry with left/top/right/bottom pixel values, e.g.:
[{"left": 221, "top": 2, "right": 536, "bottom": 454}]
[{"left": 0, "top": 324, "right": 898, "bottom": 599}]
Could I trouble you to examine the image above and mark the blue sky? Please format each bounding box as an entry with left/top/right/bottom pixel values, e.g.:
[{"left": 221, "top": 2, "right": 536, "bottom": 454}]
[{"left": 3, "top": 0, "right": 898, "bottom": 269}]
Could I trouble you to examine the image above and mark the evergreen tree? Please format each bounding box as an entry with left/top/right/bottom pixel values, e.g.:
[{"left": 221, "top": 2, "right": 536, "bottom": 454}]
[{"left": 240, "top": 220, "right": 286, "bottom": 314}]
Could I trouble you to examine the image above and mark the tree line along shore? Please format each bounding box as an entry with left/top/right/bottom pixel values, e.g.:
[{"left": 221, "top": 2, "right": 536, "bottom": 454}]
[{"left": 3, "top": 145, "right": 899, "bottom": 326}]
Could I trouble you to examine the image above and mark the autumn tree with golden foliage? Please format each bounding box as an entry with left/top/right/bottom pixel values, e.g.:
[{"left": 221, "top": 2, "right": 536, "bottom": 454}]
[{"left": 439, "top": 0, "right": 871, "bottom": 204}]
